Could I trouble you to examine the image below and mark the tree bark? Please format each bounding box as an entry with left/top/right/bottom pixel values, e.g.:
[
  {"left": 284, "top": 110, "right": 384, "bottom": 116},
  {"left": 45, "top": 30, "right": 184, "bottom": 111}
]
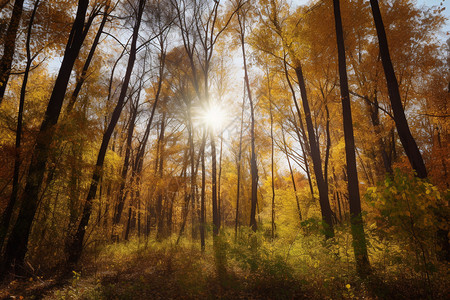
[{"left": 333, "top": 0, "right": 371, "bottom": 277}]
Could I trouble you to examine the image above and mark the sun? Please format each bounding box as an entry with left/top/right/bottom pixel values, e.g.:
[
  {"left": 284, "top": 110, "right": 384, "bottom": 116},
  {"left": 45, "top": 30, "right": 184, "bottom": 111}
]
[{"left": 200, "top": 102, "right": 227, "bottom": 132}]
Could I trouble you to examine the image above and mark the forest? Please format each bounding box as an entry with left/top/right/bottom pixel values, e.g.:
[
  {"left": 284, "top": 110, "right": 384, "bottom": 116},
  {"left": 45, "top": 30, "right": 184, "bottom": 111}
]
[{"left": 0, "top": 0, "right": 448, "bottom": 298}]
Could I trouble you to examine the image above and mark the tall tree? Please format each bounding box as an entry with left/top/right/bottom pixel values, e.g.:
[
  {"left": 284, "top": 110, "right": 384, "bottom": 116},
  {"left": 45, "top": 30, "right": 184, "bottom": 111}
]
[
  {"left": 1, "top": 0, "right": 90, "bottom": 274},
  {"left": 0, "top": 0, "right": 40, "bottom": 249},
  {"left": 263, "top": 0, "right": 334, "bottom": 237},
  {"left": 67, "top": 0, "right": 145, "bottom": 267},
  {"left": 333, "top": 0, "right": 371, "bottom": 277},
  {"left": 237, "top": 1, "right": 258, "bottom": 232},
  {"left": 369, "top": 0, "right": 427, "bottom": 178},
  {"left": 172, "top": 0, "right": 236, "bottom": 236}
]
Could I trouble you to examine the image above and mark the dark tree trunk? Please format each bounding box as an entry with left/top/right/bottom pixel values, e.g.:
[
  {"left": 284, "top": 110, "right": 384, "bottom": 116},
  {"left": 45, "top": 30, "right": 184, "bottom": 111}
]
[
  {"left": 235, "top": 92, "right": 245, "bottom": 241},
  {"left": 283, "top": 58, "right": 315, "bottom": 206},
  {"left": 218, "top": 133, "right": 223, "bottom": 227},
  {"left": 66, "top": 0, "right": 145, "bottom": 267},
  {"left": 369, "top": 0, "right": 427, "bottom": 179},
  {"left": 294, "top": 64, "right": 334, "bottom": 238},
  {"left": 238, "top": 12, "right": 258, "bottom": 232},
  {"left": 200, "top": 133, "right": 206, "bottom": 251},
  {"left": 66, "top": 4, "right": 109, "bottom": 114},
  {"left": 156, "top": 113, "right": 166, "bottom": 240},
  {"left": 0, "top": 0, "right": 24, "bottom": 104},
  {"left": 211, "top": 130, "right": 219, "bottom": 235},
  {"left": 0, "top": 0, "right": 40, "bottom": 249},
  {"left": 1, "top": 0, "right": 90, "bottom": 274},
  {"left": 113, "top": 102, "right": 138, "bottom": 229},
  {"left": 366, "top": 92, "right": 393, "bottom": 175},
  {"left": 269, "top": 94, "right": 275, "bottom": 240},
  {"left": 333, "top": 0, "right": 371, "bottom": 277}
]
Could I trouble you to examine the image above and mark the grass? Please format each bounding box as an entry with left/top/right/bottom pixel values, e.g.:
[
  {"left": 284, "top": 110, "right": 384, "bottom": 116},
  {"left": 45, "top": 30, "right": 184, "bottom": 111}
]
[{"left": 1, "top": 226, "right": 449, "bottom": 299}]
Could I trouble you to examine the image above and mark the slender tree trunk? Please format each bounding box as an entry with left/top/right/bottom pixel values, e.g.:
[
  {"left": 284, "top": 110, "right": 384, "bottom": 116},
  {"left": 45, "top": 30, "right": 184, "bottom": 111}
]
[
  {"left": 294, "top": 64, "right": 334, "bottom": 238},
  {"left": 67, "top": 0, "right": 144, "bottom": 267},
  {"left": 0, "top": 0, "right": 40, "bottom": 250},
  {"left": 282, "top": 127, "right": 302, "bottom": 221},
  {"left": 211, "top": 130, "right": 219, "bottom": 235},
  {"left": 188, "top": 118, "right": 197, "bottom": 239},
  {"left": 366, "top": 92, "right": 393, "bottom": 175},
  {"left": 369, "top": 0, "right": 427, "bottom": 178},
  {"left": 66, "top": 4, "right": 109, "bottom": 114},
  {"left": 124, "top": 190, "right": 134, "bottom": 241},
  {"left": 112, "top": 102, "right": 138, "bottom": 229},
  {"left": 284, "top": 59, "right": 314, "bottom": 204},
  {"left": 235, "top": 92, "right": 245, "bottom": 241},
  {"left": 0, "top": 0, "right": 24, "bottom": 104},
  {"left": 218, "top": 133, "right": 223, "bottom": 227},
  {"left": 200, "top": 133, "right": 206, "bottom": 251},
  {"left": 1, "top": 0, "right": 90, "bottom": 274},
  {"left": 238, "top": 12, "right": 258, "bottom": 232},
  {"left": 156, "top": 113, "right": 166, "bottom": 240},
  {"left": 269, "top": 1, "right": 332, "bottom": 235},
  {"left": 333, "top": 0, "right": 371, "bottom": 276},
  {"left": 323, "top": 104, "right": 331, "bottom": 186},
  {"left": 269, "top": 93, "right": 275, "bottom": 240}
]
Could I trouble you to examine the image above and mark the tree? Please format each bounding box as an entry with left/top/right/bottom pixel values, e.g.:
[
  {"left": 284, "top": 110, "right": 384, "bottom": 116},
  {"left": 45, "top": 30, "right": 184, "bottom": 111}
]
[
  {"left": 263, "top": 0, "right": 334, "bottom": 237},
  {"left": 67, "top": 0, "right": 145, "bottom": 267},
  {"left": 1, "top": 0, "right": 90, "bottom": 275},
  {"left": 236, "top": 0, "right": 258, "bottom": 232},
  {"left": 369, "top": 0, "right": 427, "bottom": 179},
  {"left": 0, "top": 0, "right": 40, "bottom": 250},
  {"left": 333, "top": 0, "right": 371, "bottom": 277}
]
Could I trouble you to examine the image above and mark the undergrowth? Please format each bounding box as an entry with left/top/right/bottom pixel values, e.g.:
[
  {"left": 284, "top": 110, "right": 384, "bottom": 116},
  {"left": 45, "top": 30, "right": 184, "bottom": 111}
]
[{"left": 32, "top": 224, "right": 448, "bottom": 300}]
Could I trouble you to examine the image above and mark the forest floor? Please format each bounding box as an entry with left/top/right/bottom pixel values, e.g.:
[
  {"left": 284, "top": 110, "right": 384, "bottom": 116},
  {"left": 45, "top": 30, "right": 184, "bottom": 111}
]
[{"left": 1, "top": 234, "right": 448, "bottom": 299}]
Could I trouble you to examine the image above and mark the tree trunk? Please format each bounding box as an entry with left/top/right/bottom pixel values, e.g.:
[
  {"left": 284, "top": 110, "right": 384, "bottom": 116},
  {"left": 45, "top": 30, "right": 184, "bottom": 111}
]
[
  {"left": 282, "top": 127, "right": 302, "bottom": 221},
  {"left": 269, "top": 91, "right": 275, "bottom": 240},
  {"left": 333, "top": 0, "right": 371, "bottom": 277},
  {"left": 112, "top": 102, "right": 138, "bottom": 229},
  {"left": 0, "top": 0, "right": 40, "bottom": 250},
  {"left": 369, "top": 0, "right": 427, "bottom": 178},
  {"left": 211, "top": 130, "right": 219, "bottom": 235},
  {"left": 294, "top": 64, "right": 334, "bottom": 238},
  {"left": 200, "top": 133, "right": 206, "bottom": 251},
  {"left": 66, "top": 0, "right": 144, "bottom": 267},
  {"left": 284, "top": 58, "right": 315, "bottom": 207},
  {"left": 0, "top": 0, "right": 24, "bottom": 104},
  {"left": 66, "top": 4, "right": 109, "bottom": 114},
  {"left": 156, "top": 113, "right": 166, "bottom": 240},
  {"left": 1, "top": 0, "right": 89, "bottom": 274},
  {"left": 235, "top": 92, "right": 245, "bottom": 241},
  {"left": 238, "top": 11, "right": 258, "bottom": 232}
]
